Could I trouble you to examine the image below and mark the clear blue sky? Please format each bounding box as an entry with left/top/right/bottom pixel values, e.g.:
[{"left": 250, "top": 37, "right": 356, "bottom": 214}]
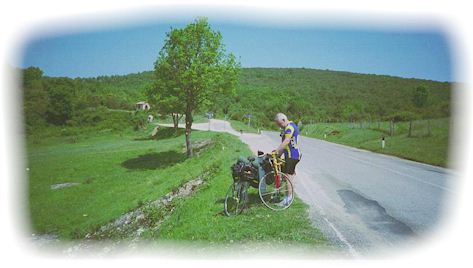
[{"left": 21, "top": 20, "right": 453, "bottom": 82}]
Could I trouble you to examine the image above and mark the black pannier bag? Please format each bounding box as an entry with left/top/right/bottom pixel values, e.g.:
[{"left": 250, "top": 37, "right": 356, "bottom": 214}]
[{"left": 231, "top": 155, "right": 273, "bottom": 188}]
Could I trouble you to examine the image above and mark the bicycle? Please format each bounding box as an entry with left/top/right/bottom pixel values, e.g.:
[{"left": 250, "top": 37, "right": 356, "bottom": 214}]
[{"left": 224, "top": 151, "right": 294, "bottom": 216}]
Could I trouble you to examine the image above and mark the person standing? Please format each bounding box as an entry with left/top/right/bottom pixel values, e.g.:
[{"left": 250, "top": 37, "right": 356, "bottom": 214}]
[{"left": 273, "top": 113, "right": 301, "bottom": 205}]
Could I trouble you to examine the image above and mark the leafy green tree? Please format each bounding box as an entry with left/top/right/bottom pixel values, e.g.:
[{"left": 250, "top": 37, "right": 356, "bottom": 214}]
[
  {"left": 411, "top": 86, "right": 430, "bottom": 136},
  {"left": 412, "top": 86, "right": 429, "bottom": 111},
  {"left": 130, "top": 110, "right": 148, "bottom": 131},
  {"left": 45, "top": 83, "right": 73, "bottom": 125},
  {"left": 146, "top": 84, "right": 184, "bottom": 131},
  {"left": 22, "top": 67, "right": 48, "bottom": 129},
  {"left": 150, "top": 18, "right": 240, "bottom": 157}
]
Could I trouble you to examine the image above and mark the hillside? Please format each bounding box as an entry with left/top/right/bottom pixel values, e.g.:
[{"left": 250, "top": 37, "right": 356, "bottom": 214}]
[
  {"left": 227, "top": 68, "right": 452, "bottom": 128},
  {"left": 21, "top": 67, "right": 452, "bottom": 131}
]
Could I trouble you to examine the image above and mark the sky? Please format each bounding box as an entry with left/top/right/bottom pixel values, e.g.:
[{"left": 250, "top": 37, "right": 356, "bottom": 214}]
[{"left": 21, "top": 21, "right": 453, "bottom": 82}]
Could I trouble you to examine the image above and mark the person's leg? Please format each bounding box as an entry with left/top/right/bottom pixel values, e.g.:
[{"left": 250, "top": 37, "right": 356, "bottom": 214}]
[
  {"left": 283, "top": 159, "right": 298, "bottom": 203},
  {"left": 287, "top": 174, "right": 294, "bottom": 198}
]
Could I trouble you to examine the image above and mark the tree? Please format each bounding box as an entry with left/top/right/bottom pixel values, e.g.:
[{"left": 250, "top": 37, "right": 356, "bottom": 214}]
[
  {"left": 45, "top": 81, "right": 73, "bottom": 125},
  {"left": 146, "top": 84, "right": 184, "bottom": 131},
  {"left": 400, "top": 111, "right": 418, "bottom": 137},
  {"left": 412, "top": 86, "right": 429, "bottom": 110},
  {"left": 411, "top": 86, "right": 430, "bottom": 136},
  {"left": 22, "top": 67, "right": 48, "bottom": 129},
  {"left": 150, "top": 18, "right": 240, "bottom": 157}
]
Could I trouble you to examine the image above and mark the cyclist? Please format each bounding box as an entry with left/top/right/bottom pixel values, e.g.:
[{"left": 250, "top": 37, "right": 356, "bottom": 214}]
[{"left": 273, "top": 113, "right": 301, "bottom": 205}]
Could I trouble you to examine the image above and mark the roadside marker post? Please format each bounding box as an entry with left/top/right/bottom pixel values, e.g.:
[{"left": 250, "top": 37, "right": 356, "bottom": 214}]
[
  {"left": 381, "top": 137, "right": 386, "bottom": 149},
  {"left": 206, "top": 112, "right": 214, "bottom": 131},
  {"left": 244, "top": 114, "right": 252, "bottom": 127}
]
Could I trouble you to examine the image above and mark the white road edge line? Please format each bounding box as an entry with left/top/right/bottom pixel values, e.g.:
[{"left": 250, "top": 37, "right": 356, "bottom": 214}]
[
  {"left": 297, "top": 172, "right": 360, "bottom": 257},
  {"left": 322, "top": 216, "right": 360, "bottom": 258}
]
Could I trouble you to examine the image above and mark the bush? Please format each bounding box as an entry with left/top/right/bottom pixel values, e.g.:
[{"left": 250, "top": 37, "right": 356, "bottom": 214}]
[{"left": 130, "top": 110, "right": 148, "bottom": 131}]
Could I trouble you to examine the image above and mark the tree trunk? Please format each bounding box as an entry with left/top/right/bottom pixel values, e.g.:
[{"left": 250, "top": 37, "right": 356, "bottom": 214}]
[
  {"left": 408, "top": 120, "right": 412, "bottom": 137},
  {"left": 185, "top": 112, "right": 193, "bottom": 157},
  {"left": 172, "top": 113, "right": 179, "bottom": 131}
]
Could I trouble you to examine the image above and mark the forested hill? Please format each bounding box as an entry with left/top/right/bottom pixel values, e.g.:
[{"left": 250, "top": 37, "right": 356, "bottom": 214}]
[
  {"left": 21, "top": 67, "right": 452, "bottom": 130},
  {"left": 230, "top": 68, "right": 452, "bottom": 127}
]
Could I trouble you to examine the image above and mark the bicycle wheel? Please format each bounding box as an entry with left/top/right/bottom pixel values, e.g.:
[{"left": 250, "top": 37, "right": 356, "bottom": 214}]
[
  {"left": 224, "top": 181, "right": 248, "bottom": 216},
  {"left": 258, "top": 171, "right": 294, "bottom": 211}
]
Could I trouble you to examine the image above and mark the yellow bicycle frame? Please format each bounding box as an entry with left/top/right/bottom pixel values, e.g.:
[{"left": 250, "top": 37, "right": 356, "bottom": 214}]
[{"left": 270, "top": 151, "right": 285, "bottom": 175}]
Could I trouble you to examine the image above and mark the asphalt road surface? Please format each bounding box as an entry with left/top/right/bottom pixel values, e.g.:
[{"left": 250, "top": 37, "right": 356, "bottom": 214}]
[{"left": 161, "top": 119, "right": 456, "bottom": 257}]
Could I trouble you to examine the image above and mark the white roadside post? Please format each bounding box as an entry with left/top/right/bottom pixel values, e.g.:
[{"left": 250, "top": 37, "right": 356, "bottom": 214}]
[
  {"left": 206, "top": 112, "right": 213, "bottom": 131},
  {"left": 245, "top": 114, "right": 252, "bottom": 127},
  {"left": 381, "top": 137, "right": 386, "bottom": 149}
]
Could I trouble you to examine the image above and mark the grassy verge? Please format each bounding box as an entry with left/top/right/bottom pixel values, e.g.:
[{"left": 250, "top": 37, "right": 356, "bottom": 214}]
[
  {"left": 301, "top": 118, "right": 450, "bottom": 167},
  {"left": 28, "top": 125, "right": 328, "bottom": 247},
  {"left": 144, "top": 133, "right": 327, "bottom": 247},
  {"left": 27, "top": 125, "right": 214, "bottom": 238}
]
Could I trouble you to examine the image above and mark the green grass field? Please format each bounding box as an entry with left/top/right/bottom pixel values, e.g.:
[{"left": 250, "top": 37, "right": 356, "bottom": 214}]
[
  {"left": 27, "top": 125, "right": 328, "bottom": 247},
  {"left": 301, "top": 118, "right": 450, "bottom": 167}
]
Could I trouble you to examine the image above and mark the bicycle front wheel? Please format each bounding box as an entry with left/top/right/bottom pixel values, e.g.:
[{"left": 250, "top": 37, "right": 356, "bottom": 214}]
[
  {"left": 224, "top": 181, "right": 248, "bottom": 216},
  {"left": 258, "top": 171, "right": 294, "bottom": 211}
]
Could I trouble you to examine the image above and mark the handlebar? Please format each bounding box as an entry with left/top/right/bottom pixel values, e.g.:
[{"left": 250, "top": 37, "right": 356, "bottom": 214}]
[{"left": 258, "top": 150, "right": 285, "bottom": 164}]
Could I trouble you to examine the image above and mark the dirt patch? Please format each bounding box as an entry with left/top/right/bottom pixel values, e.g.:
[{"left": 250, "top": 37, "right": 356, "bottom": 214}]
[
  {"left": 31, "top": 233, "right": 60, "bottom": 246},
  {"left": 329, "top": 130, "right": 341, "bottom": 136},
  {"left": 50, "top": 183, "right": 80, "bottom": 190}
]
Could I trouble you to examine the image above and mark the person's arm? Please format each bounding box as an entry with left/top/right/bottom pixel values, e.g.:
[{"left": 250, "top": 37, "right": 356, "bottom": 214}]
[
  {"left": 275, "top": 136, "right": 291, "bottom": 156},
  {"left": 274, "top": 125, "right": 294, "bottom": 156}
]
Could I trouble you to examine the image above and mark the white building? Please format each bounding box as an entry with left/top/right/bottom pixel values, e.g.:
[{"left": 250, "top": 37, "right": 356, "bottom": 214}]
[{"left": 136, "top": 101, "right": 150, "bottom": 111}]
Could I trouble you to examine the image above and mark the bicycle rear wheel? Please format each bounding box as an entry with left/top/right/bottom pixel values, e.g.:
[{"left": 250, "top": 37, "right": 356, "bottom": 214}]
[
  {"left": 224, "top": 181, "right": 248, "bottom": 216},
  {"left": 258, "top": 171, "right": 294, "bottom": 211}
]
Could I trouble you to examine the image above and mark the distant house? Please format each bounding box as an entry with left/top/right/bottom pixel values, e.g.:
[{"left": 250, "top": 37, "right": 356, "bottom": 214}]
[{"left": 136, "top": 101, "right": 150, "bottom": 111}]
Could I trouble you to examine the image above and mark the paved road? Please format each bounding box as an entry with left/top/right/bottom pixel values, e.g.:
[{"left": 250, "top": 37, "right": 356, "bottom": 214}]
[{"left": 161, "top": 119, "right": 455, "bottom": 256}]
